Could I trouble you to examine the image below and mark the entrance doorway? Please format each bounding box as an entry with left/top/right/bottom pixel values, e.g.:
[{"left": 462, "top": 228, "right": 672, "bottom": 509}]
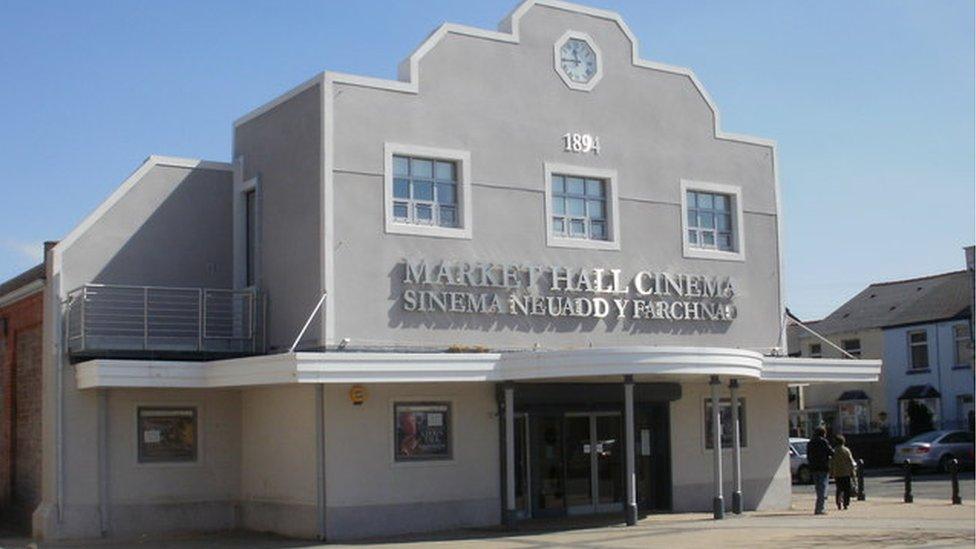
[
  {"left": 516, "top": 409, "right": 666, "bottom": 518},
  {"left": 503, "top": 382, "right": 676, "bottom": 520}
]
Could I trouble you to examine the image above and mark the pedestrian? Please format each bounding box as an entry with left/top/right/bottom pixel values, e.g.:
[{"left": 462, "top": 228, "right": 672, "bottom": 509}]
[
  {"left": 830, "top": 434, "right": 856, "bottom": 510},
  {"left": 806, "top": 425, "right": 834, "bottom": 515}
]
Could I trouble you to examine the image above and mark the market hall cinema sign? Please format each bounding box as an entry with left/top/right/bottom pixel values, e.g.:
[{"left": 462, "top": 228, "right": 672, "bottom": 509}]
[{"left": 399, "top": 260, "right": 737, "bottom": 322}]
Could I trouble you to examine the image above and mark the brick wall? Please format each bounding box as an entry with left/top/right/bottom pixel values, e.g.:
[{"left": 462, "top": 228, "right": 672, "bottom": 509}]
[{"left": 0, "top": 290, "right": 43, "bottom": 530}]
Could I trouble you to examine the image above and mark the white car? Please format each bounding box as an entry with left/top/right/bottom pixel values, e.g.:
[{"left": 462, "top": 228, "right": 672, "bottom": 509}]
[{"left": 789, "top": 437, "right": 811, "bottom": 484}]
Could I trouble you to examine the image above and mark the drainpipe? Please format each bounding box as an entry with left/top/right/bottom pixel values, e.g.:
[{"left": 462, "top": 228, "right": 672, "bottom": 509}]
[{"left": 56, "top": 292, "right": 65, "bottom": 525}]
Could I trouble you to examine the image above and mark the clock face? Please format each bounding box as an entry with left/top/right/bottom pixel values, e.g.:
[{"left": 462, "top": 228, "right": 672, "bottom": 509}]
[{"left": 559, "top": 38, "right": 598, "bottom": 83}]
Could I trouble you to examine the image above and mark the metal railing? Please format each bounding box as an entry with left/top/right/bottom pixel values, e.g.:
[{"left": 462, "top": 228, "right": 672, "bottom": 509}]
[{"left": 65, "top": 284, "right": 263, "bottom": 356}]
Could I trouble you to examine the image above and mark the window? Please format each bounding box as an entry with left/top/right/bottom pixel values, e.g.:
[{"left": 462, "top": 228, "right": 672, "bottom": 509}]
[
  {"left": 234, "top": 176, "right": 260, "bottom": 289},
  {"left": 245, "top": 189, "right": 257, "bottom": 287},
  {"left": 137, "top": 407, "right": 197, "bottom": 463},
  {"left": 704, "top": 398, "right": 746, "bottom": 449},
  {"left": 899, "top": 398, "right": 940, "bottom": 436},
  {"left": 544, "top": 163, "right": 619, "bottom": 250},
  {"left": 908, "top": 330, "right": 929, "bottom": 370},
  {"left": 394, "top": 402, "right": 452, "bottom": 462},
  {"left": 551, "top": 175, "right": 607, "bottom": 241},
  {"left": 687, "top": 191, "right": 734, "bottom": 251},
  {"left": 680, "top": 180, "right": 744, "bottom": 261},
  {"left": 838, "top": 401, "right": 870, "bottom": 434},
  {"left": 842, "top": 339, "right": 861, "bottom": 358},
  {"left": 809, "top": 343, "right": 822, "bottom": 358},
  {"left": 957, "top": 394, "right": 974, "bottom": 432},
  {"left": 954, "top": 324, "right": 973, "bottom": 367},
  {"left": 392, "top": 156, "right": 458, "bottom": 228},
  {"left": 384, "top": 143, "right": 472, "bottom": 239},
  {"left": 940, "top": 431, "right": 974, "bottom": 444}
]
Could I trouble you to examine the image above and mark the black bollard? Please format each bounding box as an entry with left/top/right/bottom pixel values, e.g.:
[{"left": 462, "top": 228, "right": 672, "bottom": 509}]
[
  {"left": 951, "top": 458, "right": 962, "bottom": 505},
  {"left": 903, "top": 459, "right": 913, "bottom": 503},
  {"left": 857, "top": 458, "right": 866, "bottom": 501}
]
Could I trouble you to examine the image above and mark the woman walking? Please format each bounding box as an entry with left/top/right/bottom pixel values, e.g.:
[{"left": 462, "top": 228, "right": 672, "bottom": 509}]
[{"left": 829, "top": 434, "right": 856, "bottom": 510}]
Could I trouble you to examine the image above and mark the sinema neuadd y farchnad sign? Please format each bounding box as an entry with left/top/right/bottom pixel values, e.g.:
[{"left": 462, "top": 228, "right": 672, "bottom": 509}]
[{"left": 400, "top": 260, "right": 736, "bottom": 322}]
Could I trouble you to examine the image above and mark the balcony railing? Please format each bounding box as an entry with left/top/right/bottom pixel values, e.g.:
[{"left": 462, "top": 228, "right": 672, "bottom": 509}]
[{"left": 65, "top": 284, "right": 263, "bottom": 359}]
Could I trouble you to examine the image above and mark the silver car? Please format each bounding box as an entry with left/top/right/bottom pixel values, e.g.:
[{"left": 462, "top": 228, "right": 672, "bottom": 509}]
[
  {"left": 894, "top": 430, "right": 975, "bottom": 472},
  {"left": 789, "top": 437, "right": 811, "bottom": 484}
]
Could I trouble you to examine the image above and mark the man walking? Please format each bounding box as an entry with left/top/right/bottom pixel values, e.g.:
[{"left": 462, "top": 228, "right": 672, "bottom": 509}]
[{"left": 806, "top": 426, "right": 834, "bottom": 515}]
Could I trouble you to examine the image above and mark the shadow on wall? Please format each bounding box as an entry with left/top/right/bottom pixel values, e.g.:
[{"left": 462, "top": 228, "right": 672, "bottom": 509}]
[
  {"left": 83, "top": 167, "right": 234, "bottom": 290},
  {"left": 385, "top": 264, "right": 732, "bottom": 338}
]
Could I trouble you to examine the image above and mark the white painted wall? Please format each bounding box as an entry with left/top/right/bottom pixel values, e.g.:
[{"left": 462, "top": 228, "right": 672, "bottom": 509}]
[
  {"left": 105, "top": 388, "right": 241, "bottom": 536},
  {"left": 240, "top": 384, "right": 318, "bottom": 538},
  {"left": 322, "top": 382, "right": 500, "bottom": 539}
]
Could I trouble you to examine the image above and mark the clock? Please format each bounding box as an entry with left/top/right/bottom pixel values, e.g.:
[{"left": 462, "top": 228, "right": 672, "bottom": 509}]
[
  {"left": 560, "top": 39, "right": 597, "bottom": 83},
  {"left": 554, "top": 31, "right": 603, "bottom": 91}
]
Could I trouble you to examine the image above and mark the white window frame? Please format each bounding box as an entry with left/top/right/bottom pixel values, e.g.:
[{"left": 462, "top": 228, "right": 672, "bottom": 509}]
[
  {"left": 553, "top": 30, "right": 604, "bottom": 92},
  {"left": 233, "top": 174, "right": 260, "bottom": 289},
  {"left": 680, "top": 180, "right": 745, "bottom": 262},
  {"left": 907, "top": 329, "right": 929, "bottom": 370},
  {"left": 544, "top": 163, "right": 620, "bottom": 251},
  {"left": 384, "top": 143, "right": 472, "bottom": 240}
]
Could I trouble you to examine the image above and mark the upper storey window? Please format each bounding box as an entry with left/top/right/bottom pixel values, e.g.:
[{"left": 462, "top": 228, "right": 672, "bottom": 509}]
[
  {"left": 392, "top": 156, "right": 458, "bottom": 228},
  {"left": 544, "top": 163, "right": 619, "bottom": 251},
  {"left": 384, "top": 143, "right": 472, "bottom": 239},
  {"left": 551, "top": 175, "right": 607, "bottom": 241},
  {"left": 687, "top": 191, "right": 734, "bottom": 251},
  {"left": 680, "top": 180, "right": 745, "bottom": 261}
]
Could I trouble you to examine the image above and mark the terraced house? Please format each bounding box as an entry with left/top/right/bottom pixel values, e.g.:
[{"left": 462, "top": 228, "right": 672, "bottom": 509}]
[{"left": 22, "top": 0, "right": 879, "bottom": 542}]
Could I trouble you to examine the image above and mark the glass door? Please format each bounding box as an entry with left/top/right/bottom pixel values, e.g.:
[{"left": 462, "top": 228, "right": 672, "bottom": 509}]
[
  {"left": 564, "top": 415, "right": 593, "bottom": 512},
  {"left": 595, "top": 414, "right": 623, "bottom": 511},
  {"left": 566, "top": 412, "right": 623, "bottom": 515},
  {"left": 532, "top": 415, "right": 565, "bottom": 517}
]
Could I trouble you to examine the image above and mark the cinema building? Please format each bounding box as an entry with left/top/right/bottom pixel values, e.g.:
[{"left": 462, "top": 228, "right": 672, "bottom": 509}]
[{"left": 29, "top": 0, "right": 879, "bottom": 541}]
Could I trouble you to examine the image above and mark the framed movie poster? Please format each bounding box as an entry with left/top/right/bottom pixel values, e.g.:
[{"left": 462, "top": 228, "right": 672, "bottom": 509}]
[
  {"left": 394, "top": 402, "right": 451, "bottom": 461},
  {"left": 137, "top": 407, "right": 198, "bottom": 463},
  {"left": 704, "top": 398, "right": 747, "bottom": 449}
]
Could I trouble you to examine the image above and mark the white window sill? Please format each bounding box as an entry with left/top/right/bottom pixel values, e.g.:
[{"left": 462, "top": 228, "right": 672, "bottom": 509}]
[
  {"left": 547, "top": 235, "right": 620, "bottom": 251},
  {"left": 385, "top": 222, "right": 471, "bottom": 240},
  {"left": 682, "top": 246, "right": 745, "bottom": 262}
]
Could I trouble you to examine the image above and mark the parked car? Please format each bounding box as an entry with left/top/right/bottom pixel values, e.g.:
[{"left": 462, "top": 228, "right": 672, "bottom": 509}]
[
  {"left": 789, "top": 437, "right": 811, "bottom": 484},
  {"left": 893, "top": 430, "right": 975, "bottom": 472}
]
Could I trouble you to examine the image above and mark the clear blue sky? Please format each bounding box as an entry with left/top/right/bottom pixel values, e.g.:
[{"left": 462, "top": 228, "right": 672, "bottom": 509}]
[{"left": 0, "top": 0, "right": 972, "bottom": 319}]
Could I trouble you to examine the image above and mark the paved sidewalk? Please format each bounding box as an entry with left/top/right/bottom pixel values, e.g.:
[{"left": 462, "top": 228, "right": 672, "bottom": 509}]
[{"left": 3, "top": 494, "right": 972, "bottom": 548}]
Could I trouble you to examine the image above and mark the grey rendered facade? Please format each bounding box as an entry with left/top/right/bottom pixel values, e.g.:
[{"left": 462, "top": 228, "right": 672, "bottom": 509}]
[{"left": 30, "top": 1, "right": 878, "bottom": 542}]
